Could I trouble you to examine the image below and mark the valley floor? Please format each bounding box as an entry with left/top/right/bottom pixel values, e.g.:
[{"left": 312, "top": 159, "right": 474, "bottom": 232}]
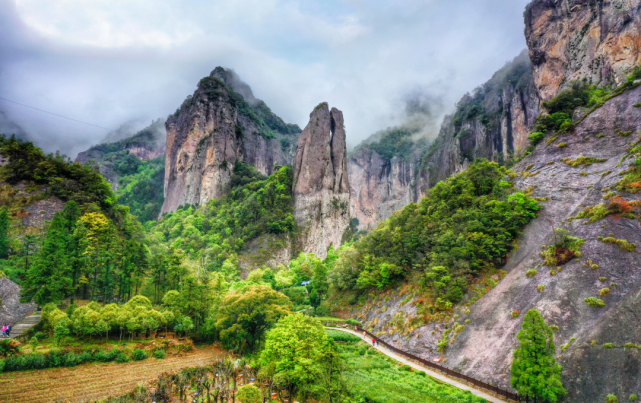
[
  {"left": 329, "top": 327, "right": 507, "bottom": 403},
  {"left": 0, "top": 345, "right": 225, "bottom": 403}
]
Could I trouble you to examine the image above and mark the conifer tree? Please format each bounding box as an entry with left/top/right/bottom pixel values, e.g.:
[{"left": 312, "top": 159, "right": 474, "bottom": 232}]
[
  {"left": 20, "top": 213, "right": 73, "bottom": 305},
  {"left": 511, "top": 309, "right": 567, "bottom": 402},
  {"left": 0, "top": 207, "right": 10, "bottom": 259}
]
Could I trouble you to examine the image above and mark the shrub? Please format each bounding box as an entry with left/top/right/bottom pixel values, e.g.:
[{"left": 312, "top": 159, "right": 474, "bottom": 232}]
[
  {"left": 526, "top": 269, "right": 538, "bottom": 278},
  {"left": 153, "top": 349, "right": 166, "bottom": 359},
  {"left": 529, "top": 132, "right": 546, "bottom": 147},
  {"left": 541, "top": 229, "right": 585, "bottom": 266},
  {"left": 0, "top": 339, "right": 20, "bottom": 358},
  {"left": 560, "top": 156, "right": 608, "bottom": 167},
  {"left": 603, "top": 343, "right": 614, "bottom": 349},
  {"left": 607, "top": 394, "right": 619, "bottom": 403},
  {"left": 537, "top": 285, "right": 545, "bottom": 293},
  {"left": 0, "top": 358, "right": 4, "bottom": 373},
  {"left": 630, "top": 394, "right": 638, "bottom": 402},
  {"left": 585, "top": 297, "right": 606, "bottom": 307},
  {"left": 63, "top": 352, "right": 80, "bottom": 367},
  {"left": 115, "top": 351, "right": 130, "bottom": 363},
  {"left": 399, "top": 364, "right": 412, "bottom": 372},
  {"left": 237, "top": 385, "right": 262, "bottom": 403},
  {"left": 558, "top": 142, "right": 568, "bottom": 148},
  {"left": 511, "top": 310, "right": 520, "bottom": 318},
  {"left": 133, "top": 348, "right": 147, "bottom": 361},
  {"left": 598, "top": 288, "right": 610, "bottom": 297}
]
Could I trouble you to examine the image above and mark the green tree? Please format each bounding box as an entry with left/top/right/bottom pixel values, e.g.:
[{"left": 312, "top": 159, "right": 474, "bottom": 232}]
[
  {"left": 237, "top": 385, "right": 262, "bottom": 403},
  {"left": 260, "top": 313, "right": 341, "bottom": 401},
  {"left": 216, "top": 285, "right": 292, "bottom": 352},
  {"left": 511, "top": 309, "right": 567, "bottom": 402},
  {"left": 0, "top": 207, "right": 10, "bottom": 259},
  {"left": 20, "top": 213, "right": 73, "bottom": 305}
]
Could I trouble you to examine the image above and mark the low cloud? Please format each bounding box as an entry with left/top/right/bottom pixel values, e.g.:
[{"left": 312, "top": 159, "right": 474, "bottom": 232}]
[{"left": 0, "top": 0, "right": 531, "bottom": 158}]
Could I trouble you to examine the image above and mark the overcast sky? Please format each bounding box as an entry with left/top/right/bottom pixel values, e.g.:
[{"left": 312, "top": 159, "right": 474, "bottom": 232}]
[{"left": 0, "top": 0, "right": 531, "bottom": 158}]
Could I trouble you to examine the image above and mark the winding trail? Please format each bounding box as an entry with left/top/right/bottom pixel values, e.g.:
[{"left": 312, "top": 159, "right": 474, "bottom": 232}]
[{"left": 326, "top": 327, "right": 508, "bottom": 403}]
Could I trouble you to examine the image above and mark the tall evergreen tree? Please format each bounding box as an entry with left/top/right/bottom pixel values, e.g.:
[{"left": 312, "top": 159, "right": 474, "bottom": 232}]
[
  {"left": 0, "top": 207, "right": 10, "bottom": 259},
  {"left": 511, "top": 309, "right": 567, "bottom": 402},
  {"left": 20, "top": 214, "right": 73, "bottom": 305},
  {"left": 60, "top": 201, "right": 81, "bottom": 303}
]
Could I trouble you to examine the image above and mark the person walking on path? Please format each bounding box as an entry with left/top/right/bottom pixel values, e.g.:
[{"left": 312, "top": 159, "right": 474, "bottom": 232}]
[
  {"left": 372, "top": 338, "right": 376, "bottom": 346},
  {"left": 6, "top": 324, "right": 11, "bottom": 337},
  {"left": 1, "top": 324, "right": 6, "bottom": 337}
]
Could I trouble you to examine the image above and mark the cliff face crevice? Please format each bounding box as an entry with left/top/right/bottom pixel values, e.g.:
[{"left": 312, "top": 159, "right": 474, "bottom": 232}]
[
  {"left": 525, "top": 0, "right": 641, "bottom": 101},
  {"left": 161, "top": 68, "right": 300, "bottom": 214},
  {"left": 292, "top": 104, "right": 350, "bottom": 259}
]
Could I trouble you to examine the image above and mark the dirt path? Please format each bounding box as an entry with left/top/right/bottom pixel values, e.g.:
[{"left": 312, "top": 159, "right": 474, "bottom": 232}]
[
  {"left": 0, "top": 345, "right": 226, "bottom": 403},
  {"left": 326, "top": 327, "right": 507, "bottom": 403}
]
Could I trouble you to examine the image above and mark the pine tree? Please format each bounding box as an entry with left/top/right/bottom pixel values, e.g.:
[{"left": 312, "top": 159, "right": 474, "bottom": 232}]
[
  {"left": 511, "top": 309, "right": 567, "bottom": 402},
  {"left": 20, "top": 213, "right": 73, "bottom": 305},
  {"left": 61, "top": 201, "right": 81, "bottom": 303},
  {"left": 0, "top": 207, "right": 10, "bottom": 259}
]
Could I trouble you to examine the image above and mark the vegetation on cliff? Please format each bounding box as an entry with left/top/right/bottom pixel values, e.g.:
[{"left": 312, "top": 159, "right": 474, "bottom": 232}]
[{"left": 331, "top": 159, "right": 540, "bottom": 311}]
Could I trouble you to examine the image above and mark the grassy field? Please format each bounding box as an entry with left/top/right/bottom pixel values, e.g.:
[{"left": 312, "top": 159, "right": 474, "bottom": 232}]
[
  {"left": 328, "top": 332, "right": 487, "bottom": 403},
  {"left": 0, "top": 345, "right": 225, "bottom": 403}
]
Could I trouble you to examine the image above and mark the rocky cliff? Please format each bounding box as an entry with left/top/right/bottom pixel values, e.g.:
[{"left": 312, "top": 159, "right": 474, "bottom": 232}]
[
  {"left": 76, "top": 119, "right": 166, "bottom": 190},
  {"left": 424, "top": 51, "right": 541, "bottom": 186},
  {"left": 349, "top": 51, "right": 540, "bottom": 229},
  {"left": 348, "top": 137, "right": 426, "bottom": 230},
  {"left": 161, "top": 67, "right": 300, "bottom": 214},
  {"left": 525, "top": 0, "right": 641, "bottom": 101},
  {"left": 352, "top": 2, "right": 641, "bottom": 402},
  {"left": 292, "top": 103, "right": 350, "bottom": 259}
]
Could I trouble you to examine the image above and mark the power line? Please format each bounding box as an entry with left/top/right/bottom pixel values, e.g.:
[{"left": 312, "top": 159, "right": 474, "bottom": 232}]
[{"left": 0, "top": 95, "right": 128, "bottom": 134}]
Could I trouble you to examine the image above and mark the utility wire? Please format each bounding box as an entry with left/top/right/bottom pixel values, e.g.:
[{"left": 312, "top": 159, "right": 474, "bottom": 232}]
[{"left": 0, "top": 95, "right": 128, "bottom": 134}]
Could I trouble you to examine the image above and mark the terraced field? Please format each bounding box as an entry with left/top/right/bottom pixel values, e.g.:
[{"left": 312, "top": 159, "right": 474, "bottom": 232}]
[{"left": 0, "top": 345, "right": 226, "bottom": 403}]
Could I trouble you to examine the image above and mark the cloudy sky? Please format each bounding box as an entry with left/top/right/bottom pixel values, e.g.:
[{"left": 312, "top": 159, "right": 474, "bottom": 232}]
[{"left": 0, "top": 0, "right": 531, "bottom": 158}]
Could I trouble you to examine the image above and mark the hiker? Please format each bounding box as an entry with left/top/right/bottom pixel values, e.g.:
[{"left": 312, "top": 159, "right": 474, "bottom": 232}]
[
  {"left": 6, "top": 324, "right": 11, "bottom": 337},
  {"left": 1, "top": 324, "right": 6, "bottom": 337},
  {"left": 372, "top": 338, "right": 376, "bottom": 346}
]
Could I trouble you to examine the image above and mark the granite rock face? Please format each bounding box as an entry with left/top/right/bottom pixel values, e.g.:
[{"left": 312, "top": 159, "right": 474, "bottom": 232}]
[
  {"left": 349, "top": 52, "right": 540, "bottom": 229},
  {"left": 0, "top": 277, "right": 36, "bottom": 327},
  {"left": 161, "top": 68, "right": 299, "bottom": 214},
  {"left": 525, "top": 0, "right": 641, "bottom": 101},
  {"left": 347, "top": 147, "right": 424, "bottom": 230},
  {"left": 292, "top": 103, "right": 350, "bottom": 259},
  {"left": 424, "top": 51, "right": 541, "bottom": 186}
]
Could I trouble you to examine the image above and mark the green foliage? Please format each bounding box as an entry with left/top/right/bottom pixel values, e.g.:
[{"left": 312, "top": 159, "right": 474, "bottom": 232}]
[
  {"left": 526, "top": 269, "right": 538, "bottom": 278},
  {"left": 560, "top": 156, "right": 608, "bottom": 167},
  {"left": 0, "top": 136, "right": 115, "bottom": 212},
  {"left": 630, "top": 394, "right": 638, "bottom": 402},
  {"left": 1, "top": 347, "right": 139, "bottom": 373},
  {"left": 216, "top": 285, "right": 292, "bottom": 352},
  {"left": 541, "top": 229, "right": 585, "bottom": 266},
  {"left": 511, "top": 309, "right": 566, "bottom": 402},
  {"left": 332, "top": 160, "right": 540, "bottom": 309},
  {"left": 361, "top": 128, "right": 429, "bottom": 161},
  {"left": 237, "top": 385, "right": 262, "bottom": 403},
  {"left": 116, "top": 157, "right": 165, "bottom": 222},
  {"left": 597, "top": 236, "right": 636, "bottom": 252},
  {"left": 339, "top": 339, "right": 485, "bottom": 403},
  {"left": 0, "top": 207, "right": 9, "bottom": 259},
  {"left": 132, "top": 348, "right": 147, "bottom": 361},
  {"left": 146, "top": 162, "right": 294, "bottom": 266},
  {"left": 528, "top": 132, "right": 546, "bottom": 147},
  {"left": 153, "top": 349, "right": 166, "bottom": 359},
  {"left": 603, "top": 343, "right": 614, "bottom": 349},
  {"left": 607, "top": 395, "right": 619, "bottom": 403},
  {"left": 584, "top": 297, "right": 606, "bottom": 308},
  {"left": 0, "top": 339, "right": 20, "bottom": 358},
  {"left": 261, "top": 313, "right": 340, "bottom": 402},
  {"left": 325, "top": 329, "right": 361, "bottom": 343}
]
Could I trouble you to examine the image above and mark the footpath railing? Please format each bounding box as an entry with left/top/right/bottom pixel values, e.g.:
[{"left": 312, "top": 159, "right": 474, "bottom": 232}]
[{"left": 329, "top": 324, "right": 527, "bottom": 403}]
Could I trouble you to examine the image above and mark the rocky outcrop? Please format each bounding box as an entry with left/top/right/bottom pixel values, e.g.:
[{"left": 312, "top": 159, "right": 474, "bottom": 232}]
[
  {"left": 161, "top": 68, "right": 300, "bottom": 214},
  {"left": 0, "top": 277, "right": 36, "bottom": 327},
  {"left": 348, "top": 52, "right": 540, "bottom": 230},
  {"left": 348, "top": 147, "right": 424, "bottom": 230},
  {"left": 525, "top": 0, "right": 641, "bottom": 101},
  {"left": 292, "top": 103, "right": 350, "bottom": 259},
  {"left": 76, "top": 119, "right": 167, "bottom": 190},
  {"left": 424, "top": 51, "right": 541, "bottom": 186}
]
